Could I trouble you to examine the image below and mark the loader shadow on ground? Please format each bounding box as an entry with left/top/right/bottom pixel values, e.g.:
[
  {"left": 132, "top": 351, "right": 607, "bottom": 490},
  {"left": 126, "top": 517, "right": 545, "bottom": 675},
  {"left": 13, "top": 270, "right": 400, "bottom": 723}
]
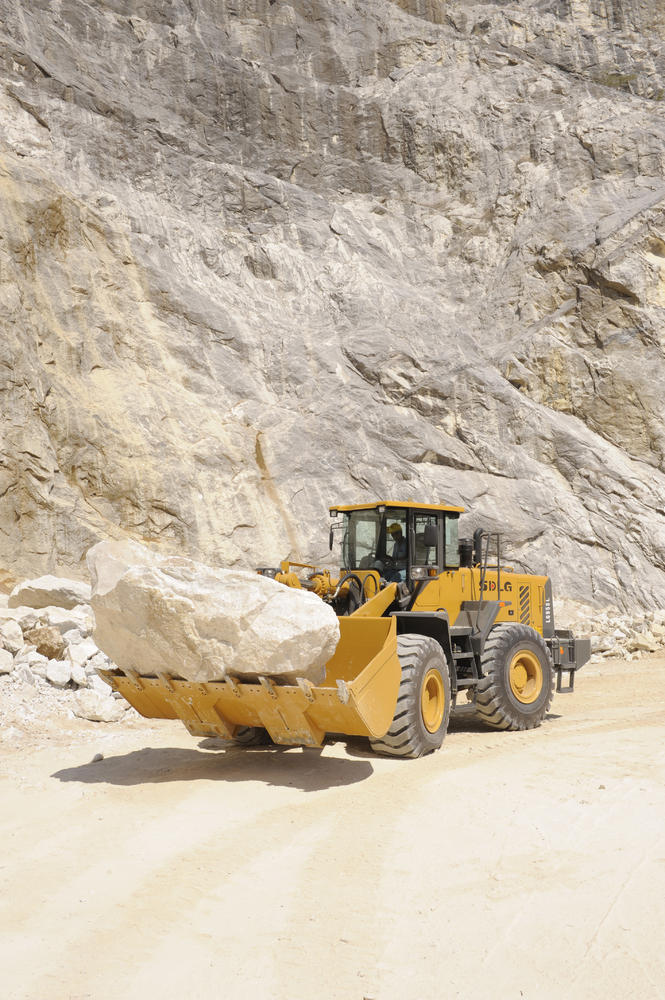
[
  {"left": 52, "top": 744, "right": 374, "bottom": 792},
  {"left": 340, "top": 706, "right": 564, "bottom": 759},
  {"left": 446, "top": 705, "right": 562, "bottom": 733}
]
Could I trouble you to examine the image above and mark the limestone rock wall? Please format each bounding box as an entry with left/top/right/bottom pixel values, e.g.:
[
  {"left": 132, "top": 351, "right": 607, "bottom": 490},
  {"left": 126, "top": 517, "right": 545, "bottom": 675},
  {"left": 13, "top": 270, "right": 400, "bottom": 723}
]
[{"left": 1, "top": 1, "right": 665, "bottom": 608}]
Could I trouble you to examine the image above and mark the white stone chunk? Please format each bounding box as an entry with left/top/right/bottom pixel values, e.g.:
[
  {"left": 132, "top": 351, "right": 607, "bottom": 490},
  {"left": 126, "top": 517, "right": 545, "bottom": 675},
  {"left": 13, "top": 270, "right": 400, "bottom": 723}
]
[
  {"left": 0, "top": 607, "right": 41, "bottom": 631},
  {"left": 0, "top": 648, "right": 14, "bottom": 675},
  {"left": 627, "top": 633, "right": 658, "bottom": 653},
  {"left": 71, "top": 689, "right": 127, "bottom": 723},
  {"left": 591, "top": 634, "right": 617, "bottom": 653},
  {"left": 86, "top": 651, "right": 111, "bottom": 675},
  {"left": 42, "top": 606, "right": 95, "bottom": 637},
  {"left": 67, "top": 639, "right": 100, "bottom": 670},
  {"left": 26, "top": 652, "right": 49, "bottom": 678},
  {"left": 12, "top": 645, "right": 34, "bottom": 665},
  {"left": 15, "top": 664, "right": 36, "bottom": 686},
  {"left": 87, "top": 540, "right": 340, "bottom": 685},
  {"left": 0, "top": 620, "right": 24, "bottom": 654},
  {"left": 89, "top": 673, "right": 111, "bottom": 694},
  {"left": 9, "top": 576, "right": 91, "bottom": 610},
  {"left": 46, "top": 659, "right": 72, "bottom": 688},
  {"left": 71, "top": 663, "right": 88, "bottom": 687},
  {"left": 62, "top": 628, "right": 84, "bottom": 646}
]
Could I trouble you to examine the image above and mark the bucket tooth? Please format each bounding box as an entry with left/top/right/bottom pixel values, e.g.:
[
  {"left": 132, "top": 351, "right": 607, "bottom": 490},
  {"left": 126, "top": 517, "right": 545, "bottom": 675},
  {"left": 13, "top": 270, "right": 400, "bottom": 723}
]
[
  {"left": 225, "top": 675, "right": 242, "bottom": 697},
  {"left": 336, "top": 679, "right": 350, "bottom": 704},
  {"left": 297, "top": 677, "right": 315, "bottom": 703},
  {"left": 259, "top": 676, "right": 278, "bottom": 699}
]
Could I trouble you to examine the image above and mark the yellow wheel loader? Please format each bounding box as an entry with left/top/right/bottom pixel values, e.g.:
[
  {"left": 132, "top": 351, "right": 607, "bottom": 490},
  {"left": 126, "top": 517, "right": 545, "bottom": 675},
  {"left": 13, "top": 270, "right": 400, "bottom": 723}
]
[{"left": 99, "top": 502, "right": 590, "bottom": 758}]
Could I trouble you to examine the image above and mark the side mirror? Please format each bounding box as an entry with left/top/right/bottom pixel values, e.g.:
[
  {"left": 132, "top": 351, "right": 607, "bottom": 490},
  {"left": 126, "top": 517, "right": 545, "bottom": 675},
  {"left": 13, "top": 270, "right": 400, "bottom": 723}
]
[
  {"left": 473, "top": 527, "right": 485, "bottom": 566},
  {"left": 423, "top": 523, "right": 438, "bottom": 548}
]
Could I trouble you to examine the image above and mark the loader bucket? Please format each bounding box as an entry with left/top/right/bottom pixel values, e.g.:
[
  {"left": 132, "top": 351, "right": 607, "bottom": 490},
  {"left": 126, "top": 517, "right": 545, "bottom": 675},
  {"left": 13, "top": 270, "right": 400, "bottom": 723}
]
[{"left": 98, "top": 615, "right": 402, "bottom": 748}]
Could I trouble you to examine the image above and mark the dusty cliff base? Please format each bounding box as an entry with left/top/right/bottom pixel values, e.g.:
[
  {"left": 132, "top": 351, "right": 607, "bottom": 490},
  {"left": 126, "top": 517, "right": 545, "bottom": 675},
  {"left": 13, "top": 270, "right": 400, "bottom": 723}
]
[{"left": 1, "top": 654, "right": 664, "bottom": 1000}]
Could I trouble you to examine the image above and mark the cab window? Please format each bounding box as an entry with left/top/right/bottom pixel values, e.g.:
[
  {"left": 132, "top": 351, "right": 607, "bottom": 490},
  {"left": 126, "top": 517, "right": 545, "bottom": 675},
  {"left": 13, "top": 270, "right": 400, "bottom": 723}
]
[
  {"left": 445, "top": 515, "right": 460, "bottom": 567},
  {"left": 413, "top": 513, "right": 439, "bottom": 566},
  {"left": 341, "top": 508, "right": 407, "bottom": 571},
  {"left": 342, "top": 509, "right": 380, "bottom": 569}
]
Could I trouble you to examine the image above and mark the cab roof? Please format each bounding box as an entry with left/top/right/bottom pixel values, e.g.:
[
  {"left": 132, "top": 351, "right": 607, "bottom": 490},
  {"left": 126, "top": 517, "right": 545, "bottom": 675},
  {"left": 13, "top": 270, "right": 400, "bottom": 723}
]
[{"left": 330, "top": 501, "right": 465, "bottom": 514}]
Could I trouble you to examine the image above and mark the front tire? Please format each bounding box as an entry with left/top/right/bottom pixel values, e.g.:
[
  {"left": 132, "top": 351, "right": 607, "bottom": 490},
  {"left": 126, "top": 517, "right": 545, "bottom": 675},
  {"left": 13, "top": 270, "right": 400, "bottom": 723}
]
[
  {"left": 475, "top": 623, "right": 554, "bottom": 731},
  {"left": 371, "top": 634, "right": 451, "bottom": 758},
  {"left": 232, "top": 726, "right": 270, "bottom": 746}
]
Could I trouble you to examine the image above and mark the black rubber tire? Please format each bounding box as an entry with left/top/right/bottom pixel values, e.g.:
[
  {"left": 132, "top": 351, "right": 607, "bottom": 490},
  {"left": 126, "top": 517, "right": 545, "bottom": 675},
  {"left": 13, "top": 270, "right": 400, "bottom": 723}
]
[
  {"left": 475, "top": 623, "right": 554, "bottom": 731},
  {"left": 370, "top": 634, "right": 451, "bottom": 759},
  {"left": 232, "top": 726, "right": 271, "bottom": 746}
]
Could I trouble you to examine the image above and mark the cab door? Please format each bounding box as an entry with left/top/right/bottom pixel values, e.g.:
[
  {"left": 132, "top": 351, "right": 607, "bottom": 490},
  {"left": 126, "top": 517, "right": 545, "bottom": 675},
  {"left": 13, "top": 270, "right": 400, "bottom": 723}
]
[
  {"left": 408, "top": 511, "right": 442, "bottom": 610},
  {"left": 410, "top": 512, "right": 465, "bottom": 620}
]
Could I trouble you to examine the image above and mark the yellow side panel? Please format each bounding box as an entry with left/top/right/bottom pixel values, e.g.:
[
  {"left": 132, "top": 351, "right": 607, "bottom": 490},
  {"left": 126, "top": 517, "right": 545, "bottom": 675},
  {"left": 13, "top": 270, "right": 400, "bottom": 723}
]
[{"left": 412, "top": 568, "right": 548, "bottom": 633}]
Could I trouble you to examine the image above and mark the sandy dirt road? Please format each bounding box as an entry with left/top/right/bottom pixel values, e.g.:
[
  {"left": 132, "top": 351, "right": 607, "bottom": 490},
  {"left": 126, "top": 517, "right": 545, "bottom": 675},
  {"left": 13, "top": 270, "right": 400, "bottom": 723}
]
[{"left": 1, "top": 655, "right": 664, "bottom": 1000}]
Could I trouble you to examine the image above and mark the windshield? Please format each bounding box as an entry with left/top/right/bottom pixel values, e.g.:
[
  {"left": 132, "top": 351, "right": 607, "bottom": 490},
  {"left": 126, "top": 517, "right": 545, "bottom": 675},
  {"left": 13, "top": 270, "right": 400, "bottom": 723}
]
[{"left": 341, "top": 508, "right": 407, "bottom": 575}]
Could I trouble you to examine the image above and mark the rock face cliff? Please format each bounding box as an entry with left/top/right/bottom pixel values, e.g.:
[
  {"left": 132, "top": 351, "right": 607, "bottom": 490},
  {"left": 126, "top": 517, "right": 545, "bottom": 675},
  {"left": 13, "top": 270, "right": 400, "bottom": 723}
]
[{"left": 1, "top": 0, "right": 664, "bottom": 608}]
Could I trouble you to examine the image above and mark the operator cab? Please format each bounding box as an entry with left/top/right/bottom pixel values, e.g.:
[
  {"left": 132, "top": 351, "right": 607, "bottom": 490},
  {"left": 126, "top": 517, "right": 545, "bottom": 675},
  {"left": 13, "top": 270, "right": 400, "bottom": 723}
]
[{"left": 330, "top": 501, "right": 464, "bottom": 588}]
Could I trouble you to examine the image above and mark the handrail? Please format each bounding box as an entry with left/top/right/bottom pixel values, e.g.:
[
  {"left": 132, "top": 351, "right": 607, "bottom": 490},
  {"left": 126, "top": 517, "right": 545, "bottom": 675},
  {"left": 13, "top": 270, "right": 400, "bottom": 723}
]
[{"left": 474, "top": 530, "right": 502, "bottom": 631}]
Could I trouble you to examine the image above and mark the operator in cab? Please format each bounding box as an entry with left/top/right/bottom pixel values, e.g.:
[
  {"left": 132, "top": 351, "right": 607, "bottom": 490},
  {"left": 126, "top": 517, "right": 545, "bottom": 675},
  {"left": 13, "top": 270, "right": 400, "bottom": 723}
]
[{"left": 386, "top": 522, "right": 407, "bottom": 582}]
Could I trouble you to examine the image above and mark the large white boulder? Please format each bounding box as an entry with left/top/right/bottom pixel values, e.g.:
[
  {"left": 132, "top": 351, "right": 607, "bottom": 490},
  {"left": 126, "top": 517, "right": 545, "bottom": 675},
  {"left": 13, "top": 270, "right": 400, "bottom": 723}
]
[
  {"left": 8, "top": 576, "right": 91, "bottom": 611},
  {"left": 87, "top": 541, "right": 339, "bottom": 685}
]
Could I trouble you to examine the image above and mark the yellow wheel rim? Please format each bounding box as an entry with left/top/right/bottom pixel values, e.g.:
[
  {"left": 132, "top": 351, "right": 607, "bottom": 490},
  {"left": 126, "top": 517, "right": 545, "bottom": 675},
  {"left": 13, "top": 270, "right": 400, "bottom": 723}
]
[
  {"left": 509, "top": 650, "right": 543, "bottom": 704},
  {"left": 421, "top": 668, "right": 445, "bottom": 733}
]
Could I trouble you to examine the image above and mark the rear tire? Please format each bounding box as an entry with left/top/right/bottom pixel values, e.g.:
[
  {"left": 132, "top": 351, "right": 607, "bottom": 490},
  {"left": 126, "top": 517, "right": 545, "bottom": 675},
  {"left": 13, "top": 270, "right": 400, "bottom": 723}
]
[
  {"left": 475, "top": 623, "right": 554, "bottom": 731},
  {"left": 370, "top": 634, "right": 451, "bottom": 758}
]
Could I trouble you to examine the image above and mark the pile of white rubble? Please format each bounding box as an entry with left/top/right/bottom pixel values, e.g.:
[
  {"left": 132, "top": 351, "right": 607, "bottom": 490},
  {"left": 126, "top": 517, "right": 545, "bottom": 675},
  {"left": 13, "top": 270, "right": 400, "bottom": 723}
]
[
  {"left": 0, "top": 574, "right": 131, "bottom": 726},
  {"left": 555, "top": 599, "right": 665, "bottom": 662}
]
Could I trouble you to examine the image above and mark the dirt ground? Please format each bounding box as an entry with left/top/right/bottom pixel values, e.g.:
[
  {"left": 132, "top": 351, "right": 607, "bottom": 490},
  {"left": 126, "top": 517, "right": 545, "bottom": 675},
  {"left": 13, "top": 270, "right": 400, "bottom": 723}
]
[{"left": 1, "top": 655, "right": 664, "bottom": 1000}]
